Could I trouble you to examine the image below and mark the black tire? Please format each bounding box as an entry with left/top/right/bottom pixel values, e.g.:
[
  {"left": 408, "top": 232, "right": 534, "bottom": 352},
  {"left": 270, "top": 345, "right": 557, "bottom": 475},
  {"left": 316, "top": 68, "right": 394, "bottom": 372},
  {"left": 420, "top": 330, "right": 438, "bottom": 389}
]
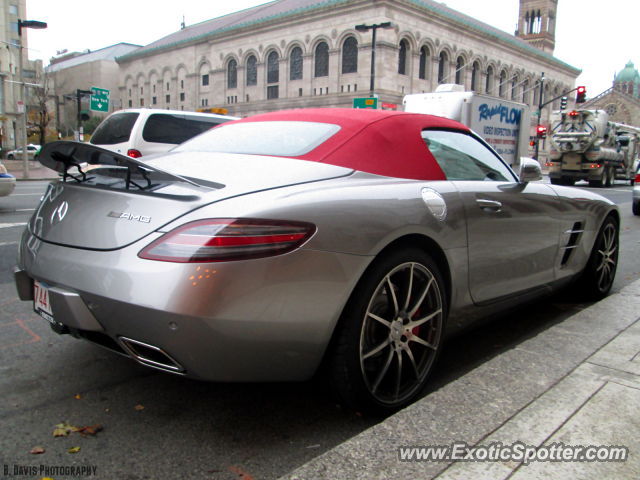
[
  {"left": 7, "top": 155, "right": 13, "bottom": 160},
  {"left": 575, "top": 215, "right": 619, "bottom": 300},
  {"left": 633, "top": 201, "right": 640, "bottom": 216},
  {"left": 604, "top": 167, "right": 613, "bottom": 188},
  {"left": 562, "top": 178, "right": 575, "bottom": 186},
  {"left": 325, "top": 247, "right": 446, "bottom": 416},
  {"left": 589, "top": 177, "right": 603, "bottom": 188}
]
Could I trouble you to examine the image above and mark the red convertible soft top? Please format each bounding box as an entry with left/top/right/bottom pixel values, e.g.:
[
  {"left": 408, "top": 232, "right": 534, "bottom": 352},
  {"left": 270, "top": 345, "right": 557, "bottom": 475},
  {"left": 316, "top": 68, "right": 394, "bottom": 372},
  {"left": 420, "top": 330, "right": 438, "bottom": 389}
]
[{"left": 230, "top": 108, "right": 471, "bottom": 181}]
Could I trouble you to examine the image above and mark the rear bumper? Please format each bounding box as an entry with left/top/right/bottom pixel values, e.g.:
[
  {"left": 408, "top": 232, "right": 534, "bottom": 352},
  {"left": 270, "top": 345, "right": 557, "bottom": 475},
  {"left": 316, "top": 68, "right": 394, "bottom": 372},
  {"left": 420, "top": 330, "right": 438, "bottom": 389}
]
[{"left": 16, "top": 229, "right": 372, "bottom": 382}]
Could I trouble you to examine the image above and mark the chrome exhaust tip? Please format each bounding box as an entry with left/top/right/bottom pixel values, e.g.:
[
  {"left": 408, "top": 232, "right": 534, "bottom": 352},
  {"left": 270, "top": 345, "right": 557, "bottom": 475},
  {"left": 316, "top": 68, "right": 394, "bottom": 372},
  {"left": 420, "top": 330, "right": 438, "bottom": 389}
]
[{"left": 118, "top": 337, "right": 185, "bottom": 374}]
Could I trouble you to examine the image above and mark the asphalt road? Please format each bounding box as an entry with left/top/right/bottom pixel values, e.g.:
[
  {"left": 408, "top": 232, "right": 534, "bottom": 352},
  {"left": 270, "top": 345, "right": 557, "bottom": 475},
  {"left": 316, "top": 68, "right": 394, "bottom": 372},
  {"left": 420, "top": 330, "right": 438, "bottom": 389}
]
[{"left": 1, "top": 179, "right": 638, "bottom": 480}]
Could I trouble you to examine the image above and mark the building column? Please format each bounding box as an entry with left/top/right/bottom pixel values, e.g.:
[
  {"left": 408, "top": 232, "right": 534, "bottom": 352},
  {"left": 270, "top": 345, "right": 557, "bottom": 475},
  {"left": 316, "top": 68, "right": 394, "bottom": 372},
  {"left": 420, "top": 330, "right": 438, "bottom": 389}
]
[
  {"left": 329, "top": 49, "right": 340, "bottom": 94},
  {"left": 279, "top": 58, "right": 289, "bottom": 99},
  {"left": 430, "top": 57, "right": 439, "bottom": 90},
  {"left": 302, "top": 54, "right": 313, "bottom": 97}
]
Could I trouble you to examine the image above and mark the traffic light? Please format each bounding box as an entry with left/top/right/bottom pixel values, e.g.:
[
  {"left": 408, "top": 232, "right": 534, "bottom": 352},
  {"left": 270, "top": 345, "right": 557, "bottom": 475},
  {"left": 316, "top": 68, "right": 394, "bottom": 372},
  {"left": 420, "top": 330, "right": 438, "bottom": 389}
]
[
  {"left": 576, "top": 86, "right": 586, "bottom": 104},
  {"left": 560, "top": 96, "right": 567, "bottom": 110},
  {"left": 537, "top": 125, "right": 547, "bottom": 139}
]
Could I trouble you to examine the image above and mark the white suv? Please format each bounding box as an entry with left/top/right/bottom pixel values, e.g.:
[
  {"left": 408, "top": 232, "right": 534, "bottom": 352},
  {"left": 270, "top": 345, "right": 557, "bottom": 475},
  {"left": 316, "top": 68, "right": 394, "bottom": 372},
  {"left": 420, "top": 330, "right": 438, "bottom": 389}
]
[{"left": 89, "top": 109, "right": 239, "bottom": 158}]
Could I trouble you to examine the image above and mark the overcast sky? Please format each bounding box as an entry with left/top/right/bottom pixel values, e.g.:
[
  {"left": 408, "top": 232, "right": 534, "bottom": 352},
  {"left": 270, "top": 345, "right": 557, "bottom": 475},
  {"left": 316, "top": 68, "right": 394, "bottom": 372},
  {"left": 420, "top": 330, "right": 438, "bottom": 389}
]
[{"left": 25, "top": 0, "right": 630, "bottom": 96}]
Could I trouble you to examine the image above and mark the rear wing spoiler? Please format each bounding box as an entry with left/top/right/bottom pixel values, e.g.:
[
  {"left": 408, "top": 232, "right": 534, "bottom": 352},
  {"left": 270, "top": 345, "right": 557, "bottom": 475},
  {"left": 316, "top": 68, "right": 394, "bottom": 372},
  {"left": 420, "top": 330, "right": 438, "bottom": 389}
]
[{"left": 38, "top": 141, "right": 199, "bottom": 189}]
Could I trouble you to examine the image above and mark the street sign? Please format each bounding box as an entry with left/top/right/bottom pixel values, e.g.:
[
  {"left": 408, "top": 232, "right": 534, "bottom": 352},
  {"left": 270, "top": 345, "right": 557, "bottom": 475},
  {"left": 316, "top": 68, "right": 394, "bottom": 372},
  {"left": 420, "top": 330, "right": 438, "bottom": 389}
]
[
  {"left": 353, "top": 97, "right": 378, "bottom": 109},
  {"left": 90, "top": 87, "right": 109, "bottom": 112}
]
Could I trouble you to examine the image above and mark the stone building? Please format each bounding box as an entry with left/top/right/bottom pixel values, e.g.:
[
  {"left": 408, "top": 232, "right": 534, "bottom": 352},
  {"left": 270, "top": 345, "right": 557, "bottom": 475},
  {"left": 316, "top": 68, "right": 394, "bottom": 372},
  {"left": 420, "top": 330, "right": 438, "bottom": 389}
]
[
  {"left": 116, "top": 0, "right": 580, "bottom": 127},
  {"left": 45, "top": 43, "right": 140, "bottom": 136},
  {"left": 580, "top": 61, "right": 640, "bottom": 128}
]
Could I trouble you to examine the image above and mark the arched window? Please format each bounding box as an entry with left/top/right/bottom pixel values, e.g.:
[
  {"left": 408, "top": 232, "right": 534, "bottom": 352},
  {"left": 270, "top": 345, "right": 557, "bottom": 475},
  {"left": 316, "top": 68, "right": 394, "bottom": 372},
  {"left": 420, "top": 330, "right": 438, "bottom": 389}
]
[
  {"left": 499, "top": 70, "right": 507, "bottom": 97},
  {"left": 419, "top": 46, "right": 429, "bottom": 80},
  {"left": 553, "top": 86, "right": 559, "bottom": 108},
  {"left": 342, "top": 37, "right": 358, "bottom": 74},
  {"left": 227, "top": 59, "right": 237, "bottom": 89},
  {"left": 486, "top": 66, "right": 494, "bottom": 93},
  {"left": 267, "top": 51, "right": 279, "bottom": 84},
  {"left": 471, "top": 61, "right": 479, "bottom": 91},
  {"left": 511, "top": 75, "right": 518, "bottom": 100},
  {"left": 438, "top": 51, "right": 448, "bottom": 84},
  {"left": 522, "top": 79, "right": 529, "bottom": 104},
  {"left": 246, "top": 55, "right": 257, "bottom": 86},
  {"left": 398, "top": 39, "right": 408, "bottom": 75},
  {"left": 290, "top": 47, "right": 303, "bottom": 81},
  {"left": 455, "top": 56, "right": 464, "bottom": 84},
  {"left": 315, "top": 42, "right": 329, "bottom": 77},
  {"left": 533, "top": 81, "right": 540, "bottom": 106},
  {"left": 629, "top": 84, "right": 634, "bottom": 95}
]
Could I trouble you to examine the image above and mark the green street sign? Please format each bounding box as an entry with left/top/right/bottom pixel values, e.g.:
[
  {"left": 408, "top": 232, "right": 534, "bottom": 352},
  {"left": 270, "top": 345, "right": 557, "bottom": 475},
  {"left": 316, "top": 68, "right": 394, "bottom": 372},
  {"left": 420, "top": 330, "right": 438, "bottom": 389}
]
[
  {"left": 353, "top": 97, "right": 378, "bottom": 109},
  {"left": 90, "top": 87, "right": 109, "bottom": 112}
]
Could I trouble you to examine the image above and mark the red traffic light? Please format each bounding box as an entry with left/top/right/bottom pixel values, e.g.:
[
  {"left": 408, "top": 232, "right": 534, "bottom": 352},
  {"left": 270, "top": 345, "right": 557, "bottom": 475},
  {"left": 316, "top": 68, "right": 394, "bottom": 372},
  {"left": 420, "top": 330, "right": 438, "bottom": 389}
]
[
  {"left": 576, "top": 86, "right": 587, "bottom": 104},
  {"left": 536, "top": 125, "right": 547, "bottom": 138}
]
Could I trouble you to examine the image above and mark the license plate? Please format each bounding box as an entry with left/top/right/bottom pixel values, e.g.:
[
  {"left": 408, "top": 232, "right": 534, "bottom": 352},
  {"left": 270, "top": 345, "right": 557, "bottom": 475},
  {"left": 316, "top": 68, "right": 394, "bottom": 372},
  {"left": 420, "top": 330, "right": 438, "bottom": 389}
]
[{"left": 34, "top": 280, "right": 55, "bottom": 324}]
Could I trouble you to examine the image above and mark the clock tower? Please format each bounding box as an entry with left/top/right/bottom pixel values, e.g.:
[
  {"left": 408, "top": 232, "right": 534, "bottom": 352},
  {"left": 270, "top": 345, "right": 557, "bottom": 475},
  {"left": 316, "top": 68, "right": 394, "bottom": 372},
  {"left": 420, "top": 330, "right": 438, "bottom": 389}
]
[{"left": 516, "top": 0, "right": 558, "bottom": 54}]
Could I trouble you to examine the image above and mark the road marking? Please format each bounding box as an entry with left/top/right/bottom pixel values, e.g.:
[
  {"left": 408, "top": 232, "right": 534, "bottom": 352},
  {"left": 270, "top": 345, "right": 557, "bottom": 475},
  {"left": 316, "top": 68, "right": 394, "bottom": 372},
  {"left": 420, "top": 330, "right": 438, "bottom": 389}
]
[
  {"left": 0, "top": 222, "right": 27, "bottom": 228},
  {"left": 0, "top": 242, "right": 18, "bottom": 246},
  {"left": 9, "top": 193, "right": 43, "bottom": 196}
]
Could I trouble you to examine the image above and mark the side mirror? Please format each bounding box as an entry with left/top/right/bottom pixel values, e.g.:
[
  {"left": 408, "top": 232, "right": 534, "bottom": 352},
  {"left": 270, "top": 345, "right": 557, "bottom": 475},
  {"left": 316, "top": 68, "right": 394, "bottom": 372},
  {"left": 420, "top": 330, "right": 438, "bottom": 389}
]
[{"left": 519, "top": 157, "right": 542, "bottom": 183}]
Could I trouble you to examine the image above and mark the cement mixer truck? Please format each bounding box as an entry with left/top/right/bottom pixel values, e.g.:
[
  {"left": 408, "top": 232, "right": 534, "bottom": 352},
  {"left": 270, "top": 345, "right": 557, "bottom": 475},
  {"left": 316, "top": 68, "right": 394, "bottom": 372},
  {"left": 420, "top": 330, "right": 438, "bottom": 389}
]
[{"left": 547, "top": 109, "right": 640, "bottom": 187}]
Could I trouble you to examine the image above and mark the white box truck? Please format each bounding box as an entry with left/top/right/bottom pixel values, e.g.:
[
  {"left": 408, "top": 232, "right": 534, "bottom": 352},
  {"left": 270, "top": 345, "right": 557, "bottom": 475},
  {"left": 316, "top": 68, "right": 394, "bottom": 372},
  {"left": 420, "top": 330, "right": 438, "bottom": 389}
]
[{"left": 403, "top": 84, "right": 532, "bottom": 168}]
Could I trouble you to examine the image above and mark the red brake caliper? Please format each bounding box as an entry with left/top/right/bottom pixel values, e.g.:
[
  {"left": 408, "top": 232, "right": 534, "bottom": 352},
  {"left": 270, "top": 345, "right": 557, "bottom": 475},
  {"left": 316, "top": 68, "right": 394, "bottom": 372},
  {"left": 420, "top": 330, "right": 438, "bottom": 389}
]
[{"left": 409, "top": 306, "right": 420, "bottom": 346}]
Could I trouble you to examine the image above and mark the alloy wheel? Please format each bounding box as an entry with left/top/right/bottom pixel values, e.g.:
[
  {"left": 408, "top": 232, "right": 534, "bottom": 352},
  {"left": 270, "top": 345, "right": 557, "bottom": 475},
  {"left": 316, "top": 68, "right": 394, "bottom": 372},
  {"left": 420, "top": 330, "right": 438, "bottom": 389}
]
[
  {"left": 595, "top": 223, "right": 617, "bottom": 292},
  {"left": 359, "top": 262, "right": 442, "bottom": 405}
]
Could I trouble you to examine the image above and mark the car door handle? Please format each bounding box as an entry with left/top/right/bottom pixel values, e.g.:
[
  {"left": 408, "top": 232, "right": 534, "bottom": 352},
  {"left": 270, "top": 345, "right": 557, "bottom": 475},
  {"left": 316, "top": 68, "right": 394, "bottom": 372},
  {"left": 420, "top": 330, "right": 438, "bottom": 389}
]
[{"left": 477, "top": 199, "right": 502, "bottom": 211}]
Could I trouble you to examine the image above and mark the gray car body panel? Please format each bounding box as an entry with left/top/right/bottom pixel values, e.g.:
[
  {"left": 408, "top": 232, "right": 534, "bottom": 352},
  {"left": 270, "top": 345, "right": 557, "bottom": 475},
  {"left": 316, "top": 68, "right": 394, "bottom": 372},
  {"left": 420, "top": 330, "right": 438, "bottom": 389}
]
[{"left": 15, "top": 151, "right": 619, "bottom": 382}]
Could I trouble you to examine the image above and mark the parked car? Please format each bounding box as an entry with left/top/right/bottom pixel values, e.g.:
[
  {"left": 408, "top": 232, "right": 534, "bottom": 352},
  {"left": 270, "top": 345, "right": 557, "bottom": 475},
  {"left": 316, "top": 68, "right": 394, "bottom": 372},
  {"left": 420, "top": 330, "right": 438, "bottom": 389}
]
[
  {"left": 89, "top": 108, "right": 239, "bottom": 158},
  {"left": 16, "top": 109, "right": 619, "bottom": 415},
  {"left": 0, "top": 160, "right": 16, "bottom": 197},
  {"left": 633, "top": 169, "right": 640, "bottom": 215},
  {"left": 7, "top": 144, "right": 41, "bottom": 160}
]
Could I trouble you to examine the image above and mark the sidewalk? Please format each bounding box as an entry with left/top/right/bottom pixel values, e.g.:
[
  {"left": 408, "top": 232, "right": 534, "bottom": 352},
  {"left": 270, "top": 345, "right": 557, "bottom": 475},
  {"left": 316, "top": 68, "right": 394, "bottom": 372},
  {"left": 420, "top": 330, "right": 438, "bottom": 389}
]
[
  {"left": 2, "top": 159, "right": 58, "bottom": 181},
  {"left": 285, "top": 280, "right": 640, "bottom": 479}
]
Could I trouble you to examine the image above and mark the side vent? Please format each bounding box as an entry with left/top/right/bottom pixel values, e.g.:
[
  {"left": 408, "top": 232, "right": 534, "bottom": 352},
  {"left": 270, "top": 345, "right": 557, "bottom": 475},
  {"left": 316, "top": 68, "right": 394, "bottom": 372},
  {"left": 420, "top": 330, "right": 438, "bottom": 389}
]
[{"left": 561, "top": 222, "right": 583, "bottom": 266}]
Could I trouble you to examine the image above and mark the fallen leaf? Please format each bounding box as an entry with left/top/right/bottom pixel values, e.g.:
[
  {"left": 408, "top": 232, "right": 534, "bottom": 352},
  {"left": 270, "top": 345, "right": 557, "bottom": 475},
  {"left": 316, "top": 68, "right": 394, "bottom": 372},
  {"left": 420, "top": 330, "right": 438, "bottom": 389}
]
[
  {"left": 76, "top": 394, "right": 82, "bottom": 399},
  {"left": 76, "top": 424, "right": 103, "bottom": 438},
  {"left": 68, "top": 446, "right": 80, "bottom": 453},
  {"left": 105, "top": 409, "right": 109, "bottom": 412},
  {"left": 134, "top": 405, "right": 144, "bottom": 410},
  {"left": 626, "top": 277, "right": 631, "bottom": 279},
  {"left": 30, "top": 446, "right": 45, "bottom": 454},
  {"left": 355, "top": 412, "right": 362, "bottom": 417},
  {"left": 53, "top": 421, "right": 79, "bottom": 437}
]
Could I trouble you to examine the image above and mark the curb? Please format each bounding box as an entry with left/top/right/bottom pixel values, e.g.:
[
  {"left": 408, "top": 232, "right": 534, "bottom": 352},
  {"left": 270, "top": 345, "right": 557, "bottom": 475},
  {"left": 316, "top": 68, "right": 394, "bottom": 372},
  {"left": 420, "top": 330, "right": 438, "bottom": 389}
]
[
  {"left": 283, "top": 280, "right": 640, "bottom": 479},
  {"left": 15, "top": 177, "right": 58, "bottom": 182}
]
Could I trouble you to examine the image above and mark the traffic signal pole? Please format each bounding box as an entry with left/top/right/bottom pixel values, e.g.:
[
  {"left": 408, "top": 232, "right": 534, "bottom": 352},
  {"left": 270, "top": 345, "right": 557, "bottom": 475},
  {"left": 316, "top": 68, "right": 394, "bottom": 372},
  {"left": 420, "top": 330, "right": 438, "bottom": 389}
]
[
  {"left": 76, "top": 89, "right": 92, "bottom": 141},
  {"left": 535, "top": 73, "right": 545, "bottom": 161}
]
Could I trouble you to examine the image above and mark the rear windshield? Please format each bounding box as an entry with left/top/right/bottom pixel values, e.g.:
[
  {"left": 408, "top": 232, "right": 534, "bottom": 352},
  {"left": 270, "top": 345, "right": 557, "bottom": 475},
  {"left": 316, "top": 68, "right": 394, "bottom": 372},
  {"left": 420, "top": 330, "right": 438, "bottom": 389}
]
[
  {"left": 173, "top": 121, "right": 341, "bottom": 157},
  {"left": 143, "top": 114, "right": 233, "bottom": 145},
  {"left": 90, "top": 113, "right": 139, "bottom": 145}
]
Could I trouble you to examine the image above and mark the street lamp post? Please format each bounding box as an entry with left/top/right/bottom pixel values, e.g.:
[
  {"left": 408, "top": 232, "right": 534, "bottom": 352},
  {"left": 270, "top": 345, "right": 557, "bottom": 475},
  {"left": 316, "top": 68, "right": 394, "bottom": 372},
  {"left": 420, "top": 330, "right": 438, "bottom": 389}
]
[
  {"left": 17, "top": 19, "right": 47, "bottom": 179},
  {"left": 355, "top": 22, "right": 395, "bottom": 98}
]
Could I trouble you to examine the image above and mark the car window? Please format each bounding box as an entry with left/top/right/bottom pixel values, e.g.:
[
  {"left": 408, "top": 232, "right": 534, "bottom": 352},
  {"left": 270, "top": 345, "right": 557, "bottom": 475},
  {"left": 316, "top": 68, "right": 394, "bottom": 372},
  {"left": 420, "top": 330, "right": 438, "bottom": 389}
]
[
  {"left": 421, "top": 130, "right": 516, "bottom": 182},
  {"left": 174, "top": 121, "right": 341, "bottom": 157},
  {"left": 142, "top": 114, "right": 232, "bottom": 145},
  {"left": 90, "top": 113, "right": 140, "bottom": 145}
]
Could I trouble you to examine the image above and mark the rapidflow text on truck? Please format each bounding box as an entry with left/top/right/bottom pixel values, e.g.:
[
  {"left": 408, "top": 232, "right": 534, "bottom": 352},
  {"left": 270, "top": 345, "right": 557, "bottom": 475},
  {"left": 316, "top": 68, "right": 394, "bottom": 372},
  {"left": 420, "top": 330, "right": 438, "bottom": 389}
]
[
  {"left": 403, "top": 84, "right": 532, "bottom": 169},
  {"left": 547, "top": 109, "right": 640, "bottom": 187}
]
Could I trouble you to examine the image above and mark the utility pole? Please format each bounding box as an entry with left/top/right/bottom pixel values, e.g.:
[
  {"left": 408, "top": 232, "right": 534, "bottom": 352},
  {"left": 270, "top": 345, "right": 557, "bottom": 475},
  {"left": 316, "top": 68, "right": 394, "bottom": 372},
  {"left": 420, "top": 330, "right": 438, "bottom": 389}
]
[
  {"left": 355, "top": 22, "right": 395, "bottom": 98},
  {"left": 16, "top": 18, "right": 47, "bottom": 178}
]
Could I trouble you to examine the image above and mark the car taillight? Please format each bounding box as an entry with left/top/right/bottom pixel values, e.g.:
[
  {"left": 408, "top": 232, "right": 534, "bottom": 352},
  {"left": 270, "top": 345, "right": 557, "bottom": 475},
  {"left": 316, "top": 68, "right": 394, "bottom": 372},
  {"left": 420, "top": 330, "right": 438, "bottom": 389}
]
[
  {"left": 127, "top": 149, "right": 142, "bottom": 158},
  {"left": 139, "top": 219, "right": 316, "bottom": 263},
  {"left": 636, "top": 173, "right": 640, "bottom": 183}
]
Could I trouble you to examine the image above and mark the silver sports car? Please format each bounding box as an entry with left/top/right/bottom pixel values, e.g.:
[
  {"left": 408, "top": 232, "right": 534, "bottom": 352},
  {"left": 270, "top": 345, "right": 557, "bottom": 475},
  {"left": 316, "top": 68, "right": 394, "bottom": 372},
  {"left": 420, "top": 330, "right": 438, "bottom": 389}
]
[{"left": 14, "top": 109, "right": 619, "bottom": 415}]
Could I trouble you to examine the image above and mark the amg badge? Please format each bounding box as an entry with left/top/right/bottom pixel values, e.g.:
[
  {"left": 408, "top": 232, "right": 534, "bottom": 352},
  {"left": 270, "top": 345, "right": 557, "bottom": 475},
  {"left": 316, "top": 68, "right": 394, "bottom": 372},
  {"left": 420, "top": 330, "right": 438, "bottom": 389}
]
[{"left": 108, "top": 211, "right": 151, "bottom": 223}]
